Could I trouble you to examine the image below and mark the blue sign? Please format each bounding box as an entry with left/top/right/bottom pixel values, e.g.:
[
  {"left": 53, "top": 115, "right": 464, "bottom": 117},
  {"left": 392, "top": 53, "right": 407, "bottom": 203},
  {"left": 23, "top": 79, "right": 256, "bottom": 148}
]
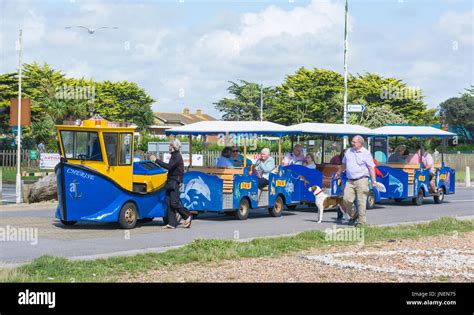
[
  {"left": 11, "top": 126, "right": 22, "bottom": 135},
  {"left": 348, "top": 104, "right": 366, "bottom": 112}
]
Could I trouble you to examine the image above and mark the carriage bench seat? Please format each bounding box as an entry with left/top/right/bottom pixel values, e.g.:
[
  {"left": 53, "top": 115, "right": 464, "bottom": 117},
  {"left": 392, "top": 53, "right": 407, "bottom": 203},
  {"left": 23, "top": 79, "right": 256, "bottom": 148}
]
[
  {"left": 188, "top": 167, "right": 244, "bottom": 193},
  {"left": 382, "top": 163, "right": 441, "bottom": 184}
]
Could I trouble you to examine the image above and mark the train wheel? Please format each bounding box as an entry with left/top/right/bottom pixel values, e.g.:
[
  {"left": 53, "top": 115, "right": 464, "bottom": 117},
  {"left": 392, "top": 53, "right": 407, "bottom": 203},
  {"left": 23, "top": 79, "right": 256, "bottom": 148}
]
[
  {"left": 269, "top": 195, "right": 284, "bottom": 217},
  {"left": 411, "top": 189, "right": 424, "bottom": 206},
  {"left": 434, "top": 188, "right": 445, "bottom": 204},
  {"left": 61, "top": 220, "right": 77, "bottom": 226},
  {"left": 235, "top": 198, "right": 249, "bottom": 220},
  {"left": 119, "top": 202, "right": 138, "bottom": 229},
  {"left": 366, "top": 190, "right": 375, "bottom": 209}
]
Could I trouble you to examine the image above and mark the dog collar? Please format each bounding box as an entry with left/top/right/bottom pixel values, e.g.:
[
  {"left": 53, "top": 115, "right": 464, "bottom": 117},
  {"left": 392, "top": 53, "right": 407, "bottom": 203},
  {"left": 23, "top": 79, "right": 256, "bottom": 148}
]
[{"left": 315, "top": 190, "right": 324, "bottom": 196}]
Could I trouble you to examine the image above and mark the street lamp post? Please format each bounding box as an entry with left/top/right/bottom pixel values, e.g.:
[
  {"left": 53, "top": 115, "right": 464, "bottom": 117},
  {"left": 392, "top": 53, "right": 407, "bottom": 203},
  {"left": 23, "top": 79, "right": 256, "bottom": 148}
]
[{"left": 16, "top": 29, "right": 23, "bottom": 204}]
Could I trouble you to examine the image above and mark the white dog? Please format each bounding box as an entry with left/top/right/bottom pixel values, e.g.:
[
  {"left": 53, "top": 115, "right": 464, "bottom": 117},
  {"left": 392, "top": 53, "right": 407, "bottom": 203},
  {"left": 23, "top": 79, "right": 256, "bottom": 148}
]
[{"left": 309, "top": 185, "right": 344, "bottom": 223}]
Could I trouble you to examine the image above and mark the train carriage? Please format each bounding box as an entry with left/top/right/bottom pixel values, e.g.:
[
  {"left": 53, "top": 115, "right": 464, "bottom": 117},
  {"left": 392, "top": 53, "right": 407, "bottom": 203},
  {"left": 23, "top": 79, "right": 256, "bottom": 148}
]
[
  {"left": 165, "top": 121, "right": 323, "bottom": 219},
  {"left": 287, "top": 122, "right": 381, "bottom": 209},
  {"left": 369, "top": 126, "right": 456, "bottom": 205}
]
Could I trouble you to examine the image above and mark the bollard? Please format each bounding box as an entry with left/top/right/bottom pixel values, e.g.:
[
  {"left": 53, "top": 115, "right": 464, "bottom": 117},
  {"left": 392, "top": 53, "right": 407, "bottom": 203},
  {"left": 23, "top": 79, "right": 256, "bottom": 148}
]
[{"left": 466, "top": 166, "right": 471, "bottom": 188}]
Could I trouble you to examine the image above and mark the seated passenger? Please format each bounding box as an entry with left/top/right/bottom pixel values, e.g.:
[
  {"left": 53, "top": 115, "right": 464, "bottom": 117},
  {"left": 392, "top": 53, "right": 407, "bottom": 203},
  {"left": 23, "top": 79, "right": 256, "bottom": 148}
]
[
  {"left": 216, "top": 147, "right": 234, "bottom": 168},
  {"left": 329, "top": 150, "right": 345, "bottom": 165},
  {"left": 415, "top": 145, "right": 437, "bottom": 193},
  {"left": 303, "top": 153, "right": 316, "bottom": 169},
  {"left": 254, "top": 148, "right": 275, "bottom": 189},
  {"left": 388, "top": 145, "right": 407, "bottom": 163},
  {"left": 230, "top": 146, "right": 252, "bottom": 167},
  {"left": 282, "top": 144, "right": 304, "bottom": 166}
]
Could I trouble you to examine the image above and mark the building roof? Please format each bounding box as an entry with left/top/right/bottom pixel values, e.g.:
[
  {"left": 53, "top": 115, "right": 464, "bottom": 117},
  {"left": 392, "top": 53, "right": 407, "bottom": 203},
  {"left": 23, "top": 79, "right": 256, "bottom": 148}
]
[{"left": 154, "top": 108, "right": 217, "bottom": 126}]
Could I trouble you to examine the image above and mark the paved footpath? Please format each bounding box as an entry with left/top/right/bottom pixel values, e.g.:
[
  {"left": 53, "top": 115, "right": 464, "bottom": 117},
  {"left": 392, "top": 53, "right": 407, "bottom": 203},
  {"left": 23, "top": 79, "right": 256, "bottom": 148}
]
[{"left": 0, "top": 187, "right": 473, "bottom": 266}]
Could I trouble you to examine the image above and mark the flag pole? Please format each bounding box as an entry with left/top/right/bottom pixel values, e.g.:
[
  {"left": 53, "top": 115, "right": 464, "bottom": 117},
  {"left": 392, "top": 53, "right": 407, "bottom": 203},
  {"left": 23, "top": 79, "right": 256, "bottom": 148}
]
[{"left": 343, "top": 0, "right": 349, "bottom": 148}]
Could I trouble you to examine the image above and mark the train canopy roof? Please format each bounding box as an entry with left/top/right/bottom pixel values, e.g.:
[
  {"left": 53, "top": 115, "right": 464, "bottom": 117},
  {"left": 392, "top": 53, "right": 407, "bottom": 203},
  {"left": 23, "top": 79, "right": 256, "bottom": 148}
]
[
  {"left": 372, "top": 126, "right": 456, "bottom": 138},
  {"left": 287, "top": 122, "right": 377, "bottom": 136},
  {"left": 165, "top": 120, "right": 296, "bottom": 136}
]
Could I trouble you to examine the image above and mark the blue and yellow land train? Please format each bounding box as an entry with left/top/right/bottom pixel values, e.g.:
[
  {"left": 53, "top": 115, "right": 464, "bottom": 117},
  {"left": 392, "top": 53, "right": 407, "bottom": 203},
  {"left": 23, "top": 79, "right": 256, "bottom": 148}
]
[
  {"left": 55, "top": 118, "right": 170, "bottom": 228},
  {"left": 55, "top": 119, "right": 324, "bottom": 228}
]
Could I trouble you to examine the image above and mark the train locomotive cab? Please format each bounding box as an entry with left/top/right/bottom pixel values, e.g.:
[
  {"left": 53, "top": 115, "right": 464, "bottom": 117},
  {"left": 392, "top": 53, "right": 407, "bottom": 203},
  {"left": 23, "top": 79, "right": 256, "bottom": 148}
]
[{"left": 55, "top": 117, "right": 168, "bottom": 229}]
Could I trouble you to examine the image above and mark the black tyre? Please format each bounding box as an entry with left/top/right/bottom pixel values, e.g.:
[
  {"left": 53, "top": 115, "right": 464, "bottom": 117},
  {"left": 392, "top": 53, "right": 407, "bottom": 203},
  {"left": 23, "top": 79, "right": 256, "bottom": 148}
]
[
  {"left": 61, "top": 220, "right": 77, "bottom": 226},
  {"left": 411, "top": 189, "right": 424, "bottom": 206},
  {"left": 269, "top": 195, "right": 284, "bottom": 217},
  {"left": 286, "top": 204, "right": 298, "bottom": 210},
  {"left": 434, "top": 188, "right": 445, "bottom": 204},
  {"left": 366, "top": 190, "right": 375, "bottom": 209},
  {"left": 118, "top": 202, "right": 138, "bottom": 229},
  {"left": 235, "top": 198, "right": 250, "bottom": 220}
]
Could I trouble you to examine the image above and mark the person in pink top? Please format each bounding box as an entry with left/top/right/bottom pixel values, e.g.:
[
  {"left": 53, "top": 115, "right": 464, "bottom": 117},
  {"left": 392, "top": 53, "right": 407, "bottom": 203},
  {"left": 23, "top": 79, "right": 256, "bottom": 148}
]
[
  {"left": 408, "top": 145, "right": 437, "bottom": 192},
  {"left": 282, "top": 144, "right": 305, "bottom": 166}
]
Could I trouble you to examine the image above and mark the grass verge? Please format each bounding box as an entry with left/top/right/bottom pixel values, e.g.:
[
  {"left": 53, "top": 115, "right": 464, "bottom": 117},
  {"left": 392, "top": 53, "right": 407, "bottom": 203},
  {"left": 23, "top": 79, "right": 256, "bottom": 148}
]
[
  {"left": 455, "top": 170, "right": 474, "bottom": 183},
  {"left": 0, "top": 217, "right": 472, "bottom": 282}
]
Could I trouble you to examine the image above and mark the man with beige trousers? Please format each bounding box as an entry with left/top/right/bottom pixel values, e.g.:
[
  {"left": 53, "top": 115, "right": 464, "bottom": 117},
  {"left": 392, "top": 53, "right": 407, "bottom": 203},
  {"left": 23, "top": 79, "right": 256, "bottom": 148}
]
[{"left": 335, "top": 135, "right": 377, "bottom": 227}]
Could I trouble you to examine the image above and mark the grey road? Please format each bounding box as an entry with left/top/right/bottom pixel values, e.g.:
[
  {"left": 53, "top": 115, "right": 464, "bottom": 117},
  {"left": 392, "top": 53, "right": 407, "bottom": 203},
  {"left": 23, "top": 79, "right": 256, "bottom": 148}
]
[
  {"left": 0, "top": 184, "right": 16, "bottom": 204},
  {"left": 0, "top": 187, "right": 473, "bottom": 265}
]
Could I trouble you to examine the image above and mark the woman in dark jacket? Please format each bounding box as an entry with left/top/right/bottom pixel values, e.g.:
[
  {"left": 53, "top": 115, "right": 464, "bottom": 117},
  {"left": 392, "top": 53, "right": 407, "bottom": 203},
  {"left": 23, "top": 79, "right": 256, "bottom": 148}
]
[{"left": 150, "top": 139, "right": 192, "bottom": 229}]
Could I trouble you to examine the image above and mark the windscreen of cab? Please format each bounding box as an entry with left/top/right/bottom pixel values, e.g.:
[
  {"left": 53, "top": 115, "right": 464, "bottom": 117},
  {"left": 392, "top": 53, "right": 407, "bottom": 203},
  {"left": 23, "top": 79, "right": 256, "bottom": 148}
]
[{"left": 60, "top": 131, "right": 103, "bottom": 161}]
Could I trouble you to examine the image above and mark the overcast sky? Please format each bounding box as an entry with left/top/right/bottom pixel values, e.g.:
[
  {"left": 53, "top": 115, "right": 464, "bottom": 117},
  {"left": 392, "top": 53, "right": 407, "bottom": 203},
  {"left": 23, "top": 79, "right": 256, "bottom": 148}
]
[{"left": 0, "top": 0, "right": 472, "bottom": 118}]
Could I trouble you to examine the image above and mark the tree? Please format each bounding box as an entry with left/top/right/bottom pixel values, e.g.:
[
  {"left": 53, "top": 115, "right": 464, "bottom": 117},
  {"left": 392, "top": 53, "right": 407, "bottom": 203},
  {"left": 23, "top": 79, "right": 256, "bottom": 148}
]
[
  {"left": 349, "top": 105, "right": 406, "bottom": 128},
  {"left": 350, "top": 73, "right": 436, "bottom": 124},
  {"left": 0, "top": 73, "right": 18, "bottom": 133},
  {"left": 260, "top": 68, "right": 436, "bottom": 126},
  {"left": 0, "top": 62, "right": 157, "bottom": 147},
  {"left": 214, "top": 80, "right": 272, "bottom": 121},
  {"left": 267, "top": 68, "right": 344, "bottom": 125},
  {"left": 94, "top": 80, "right": 155, "bottom": 129},
  {"left": 439, "top": 92, "right": 474, "bottom": 132}
]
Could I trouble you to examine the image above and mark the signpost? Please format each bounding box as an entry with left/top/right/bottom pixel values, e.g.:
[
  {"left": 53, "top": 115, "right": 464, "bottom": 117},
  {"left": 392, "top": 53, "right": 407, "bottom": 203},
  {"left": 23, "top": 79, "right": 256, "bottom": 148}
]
[
  {"left": 29, "top": 150, "right": 38, "bottom": 161},
  {"left": 347, "top": 104, "right": 366, "bottom": 112},
  {"left": 39, "top": 153, "right": 61, "bottom": 169}
]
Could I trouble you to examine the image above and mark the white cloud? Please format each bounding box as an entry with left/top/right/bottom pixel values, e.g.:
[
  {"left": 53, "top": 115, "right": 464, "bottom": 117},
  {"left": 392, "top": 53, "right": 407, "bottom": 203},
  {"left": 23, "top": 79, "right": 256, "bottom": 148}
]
[
  {"left": 436, "top": 9, "right": 474, "bottom": 45},
  {"left": 194, "top": 1, "right": 348, "bottom": 58},
  {"left": 0, "top": 0, "right": 472, "bottom": 117}
]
